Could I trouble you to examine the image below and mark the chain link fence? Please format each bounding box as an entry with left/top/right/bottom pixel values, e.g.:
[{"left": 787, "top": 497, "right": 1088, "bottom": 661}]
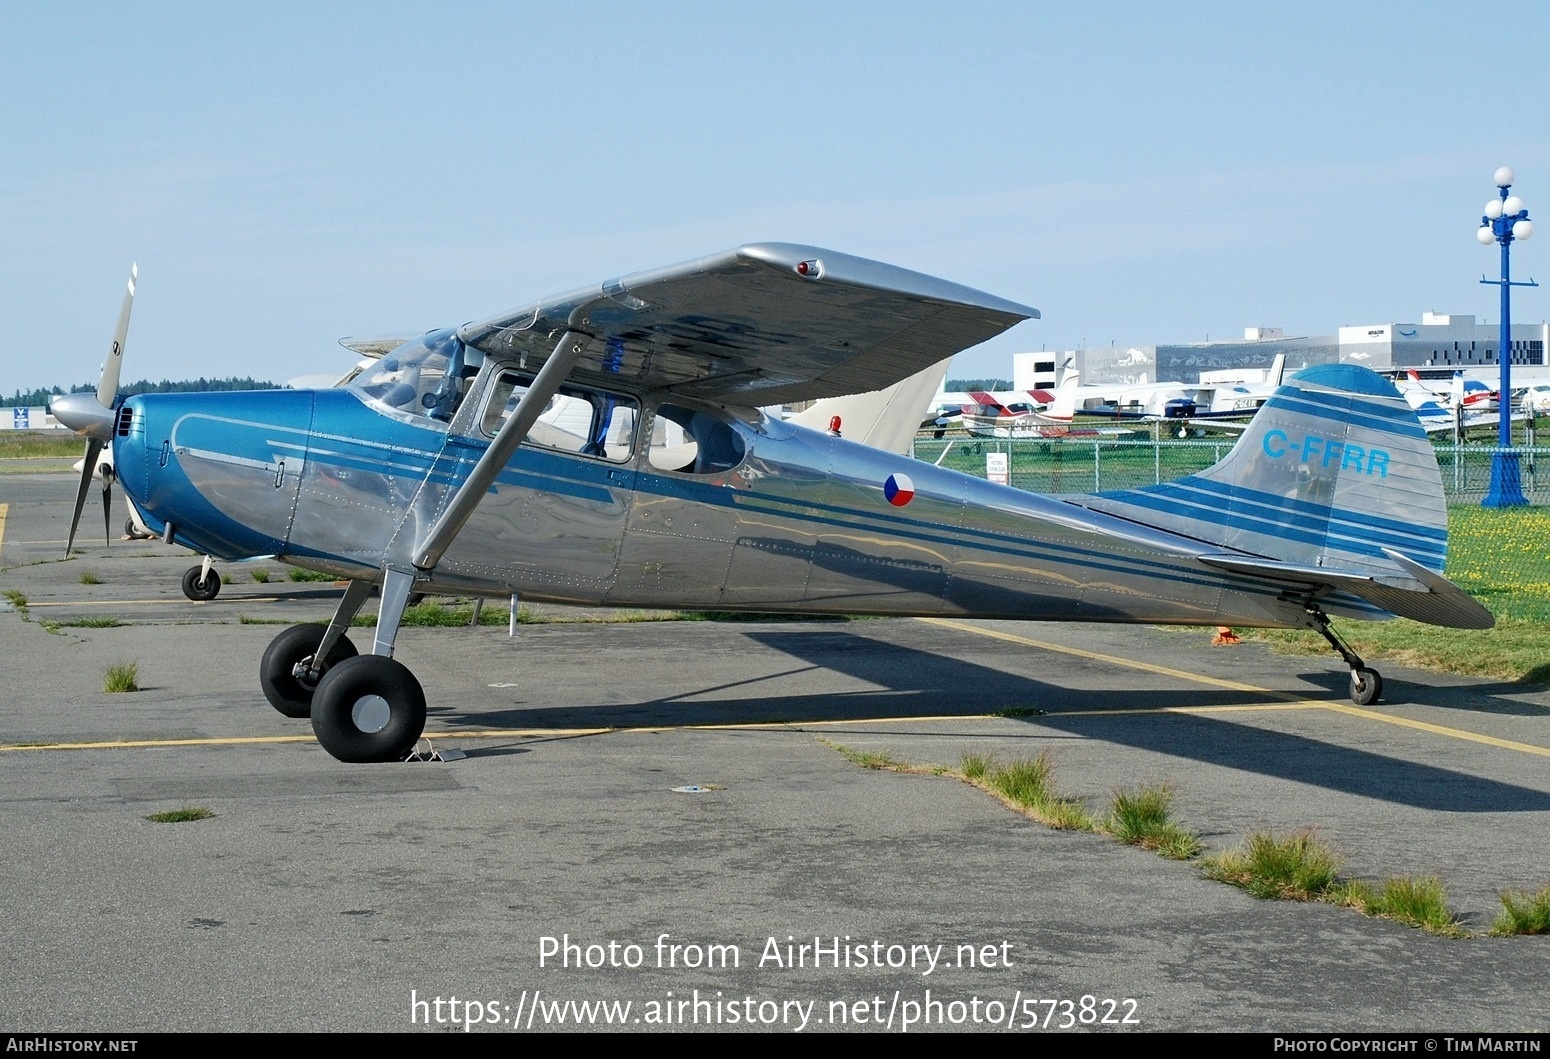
[{"left": 912, "top": 432, "right": 1550, "bottom": 504}]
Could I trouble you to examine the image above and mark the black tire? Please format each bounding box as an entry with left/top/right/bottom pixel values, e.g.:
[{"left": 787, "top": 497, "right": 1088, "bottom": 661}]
[
  {"left": 311, "top": 655, "right": 426, "bottom": 763},
  {"left": 260, "top": 624, "right": 358, "bottom": 718},
  {"left": 1350, "top": 667, "right": 1383, "bottom": 706},
  {"left": 181, "top": 565, "right": 221, "bottom": 602}
]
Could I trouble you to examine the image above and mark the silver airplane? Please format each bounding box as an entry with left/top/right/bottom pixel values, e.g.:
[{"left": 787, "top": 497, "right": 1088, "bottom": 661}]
[{"left": 53, "top": 244, "right": 1493, "bottom": 763}]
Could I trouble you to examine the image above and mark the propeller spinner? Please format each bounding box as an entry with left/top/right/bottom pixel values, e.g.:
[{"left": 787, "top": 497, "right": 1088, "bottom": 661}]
[{"left": 52, "top": 263, "right": 136, "bottom": 555}]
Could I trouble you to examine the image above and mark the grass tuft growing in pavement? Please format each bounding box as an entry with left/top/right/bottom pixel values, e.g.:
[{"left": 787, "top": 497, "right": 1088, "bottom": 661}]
[
  {"left": 822, "top": 740, "right": 904, "bottom": 771},
  {"left": 1491, "top": 885, "right": 1550, "bottom": 936},
  {"left": 959, "top": 753, "right": 991, "bottom": 782},
  {"left": 961, "top": 751, "right": 1095, "bottom": 831},
  {"left": 1199, "top": 828, "right": 1341, "bottom": 900},
  {"left": 1104, "top": 784, "right": 1200, "bottom": 860},
  {"left": 146, "top": 807, "right": 214, "bottom": 823},
  {"left": 103, "top": 661, "right": 140, "bottom": 693},
  {"left": 1349, "top": 876, "right": 1466, "bottom": 937}
]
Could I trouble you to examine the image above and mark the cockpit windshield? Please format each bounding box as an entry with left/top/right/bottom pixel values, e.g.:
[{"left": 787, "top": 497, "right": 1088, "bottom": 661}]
[{"left": 348, "top": 328, "right": 483, "bottom": 423}]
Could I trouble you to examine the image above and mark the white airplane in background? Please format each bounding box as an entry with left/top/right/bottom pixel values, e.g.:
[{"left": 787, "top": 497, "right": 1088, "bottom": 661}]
[
  {"left": 1060, "top": 354, "right": 1287, "bottom": 425},
  {"left": 1398, "top": 369, "right": 1495, "bottom": 411},
  {"left": 963, "top": 355, "right": 1288, "bottom": 437},
  {"left": 1392, "top": 370, "right": 1531, "bottom": 436}
]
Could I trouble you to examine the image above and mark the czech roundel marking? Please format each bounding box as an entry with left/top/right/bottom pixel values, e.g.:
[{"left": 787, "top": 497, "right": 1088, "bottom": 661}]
[{"left": 883, "top": 472, "right": 915, "bottom": 506}]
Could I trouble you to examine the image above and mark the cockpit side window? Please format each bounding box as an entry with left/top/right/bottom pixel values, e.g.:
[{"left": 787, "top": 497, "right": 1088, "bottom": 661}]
[
  {"left": 647, "top": 404, "right": 746, "bottom": 474},
  {"left": 481, "top": 370, "right": 639, "bottom": 463}
]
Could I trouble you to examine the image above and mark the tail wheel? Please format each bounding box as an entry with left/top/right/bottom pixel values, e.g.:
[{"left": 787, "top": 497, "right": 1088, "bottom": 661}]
[
  {"left": 311, "top": 655, "right": 426, "bottom": 763},
  {"left": 181, "top": 565, "right": 221, "bottom": 602},
  {"left": 260, "top": 624, "right": 358, "bottom": 718},
  {"left": 1350, "top": 668, "right": 1383, "bottom": 706}
]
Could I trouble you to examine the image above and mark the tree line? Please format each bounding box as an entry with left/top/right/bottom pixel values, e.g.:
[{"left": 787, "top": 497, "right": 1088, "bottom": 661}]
[
  {"left": 945, "top": 378, "right": 1013, "bottom": 391},
  {"left": 8, "top": 377, "right": 284, "bottom": 407}
]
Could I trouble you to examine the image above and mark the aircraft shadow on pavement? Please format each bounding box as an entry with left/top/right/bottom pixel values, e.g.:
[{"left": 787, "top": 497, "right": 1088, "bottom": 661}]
[{"left": 430, "top": 628, "right": 1550, "bottom": 813}]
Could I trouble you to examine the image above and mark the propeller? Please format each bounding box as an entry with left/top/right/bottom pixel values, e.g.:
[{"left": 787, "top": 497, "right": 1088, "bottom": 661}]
[{"left": 53, "top": 264, "right": 136, "bottom": 556}]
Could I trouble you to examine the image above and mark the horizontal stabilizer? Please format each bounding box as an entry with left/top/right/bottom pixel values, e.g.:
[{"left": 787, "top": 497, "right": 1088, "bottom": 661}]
[{"left": 1197, "top": 549, "right": 1494, "bottom": 630}]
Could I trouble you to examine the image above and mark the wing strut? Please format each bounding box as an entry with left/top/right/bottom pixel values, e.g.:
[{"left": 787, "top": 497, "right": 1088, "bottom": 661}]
[{"left": 411, "top": 318, "right": 596, "bottom": 573}]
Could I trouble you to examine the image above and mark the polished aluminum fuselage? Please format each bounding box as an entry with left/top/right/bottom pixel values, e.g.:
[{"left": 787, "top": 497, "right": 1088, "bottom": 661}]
[{"left": 114, "top": 380, "right": 1310, "bottom": 630}]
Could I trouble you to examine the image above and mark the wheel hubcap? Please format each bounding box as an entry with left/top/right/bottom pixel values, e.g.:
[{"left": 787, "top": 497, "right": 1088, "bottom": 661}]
[{"left": 351, "top": 694, "right": 391, "bottom": 733}]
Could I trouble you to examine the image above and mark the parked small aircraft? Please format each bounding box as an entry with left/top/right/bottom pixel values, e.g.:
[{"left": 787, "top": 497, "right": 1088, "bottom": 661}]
[
  {"left": 54, "top": 245, "right": 1492, "bottom": 763},
  {"left": 1390, "top": 369, "right": 1536, "bottom": 436},
  {"left": 961, "top": 355, "right": 1287, "bottom": 439},
  {"left": 1055, "top": 354, "right": 1288, "bottom": 434},
  {"left": 1401, "top": 368, "right": 1497, "bottom": 412}
]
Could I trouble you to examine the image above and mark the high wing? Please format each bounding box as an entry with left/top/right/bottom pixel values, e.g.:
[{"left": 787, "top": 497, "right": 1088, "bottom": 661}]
[{"left": 457, "top": 243, "right": 1038, "bottom": 406}]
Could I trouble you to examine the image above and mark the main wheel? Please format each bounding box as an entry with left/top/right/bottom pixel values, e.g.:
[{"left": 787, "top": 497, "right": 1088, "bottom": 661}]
[
  {"left": 1350, "top": 667, "right": 1383, "bottom": 706},
  {"left": 260, "top": 624, "right": 358, "bottom": 718},
  {"left": 181, "top": 565, "right": 221, "bottom": 602},
  {"left": 311, "top": 655, "right": 426, "bottom": 763}
]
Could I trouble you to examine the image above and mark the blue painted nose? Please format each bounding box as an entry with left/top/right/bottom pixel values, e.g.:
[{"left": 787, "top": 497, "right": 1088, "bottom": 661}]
[{"left": 113, "top": 390, "right": 315, "bottom": 559}]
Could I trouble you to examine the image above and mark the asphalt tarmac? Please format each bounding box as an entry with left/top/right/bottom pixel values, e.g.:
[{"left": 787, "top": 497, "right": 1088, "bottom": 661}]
[{"left": 2, "top": 471, "right": 1549, "bottom": 1033}]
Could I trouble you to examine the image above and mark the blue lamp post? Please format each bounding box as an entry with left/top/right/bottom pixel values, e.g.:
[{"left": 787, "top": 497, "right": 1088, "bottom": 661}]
[{"left": 1478, "top": 166, "right": 1535, "bottom": 508}]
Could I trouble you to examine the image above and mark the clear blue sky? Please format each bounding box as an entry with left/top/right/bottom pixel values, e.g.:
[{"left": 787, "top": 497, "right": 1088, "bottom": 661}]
[{"left": 4, "top": 1, "right": 1547, "bottom": 396}]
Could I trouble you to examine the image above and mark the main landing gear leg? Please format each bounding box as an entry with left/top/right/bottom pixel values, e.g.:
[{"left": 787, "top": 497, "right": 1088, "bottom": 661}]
[
  {"left": 259, "top": 579, "right": 371, "bottom": 718},
  {"left": 1304, "top": 604, "right": 1383, "bottom": 706},
  {"left": 311, "top": 567, "right": 427, "bottom": 763}
]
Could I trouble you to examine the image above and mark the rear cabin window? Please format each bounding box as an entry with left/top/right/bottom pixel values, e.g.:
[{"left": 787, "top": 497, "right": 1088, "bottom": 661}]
[{"left": 647, "top": 404, "right": 746, "bottom": 474}]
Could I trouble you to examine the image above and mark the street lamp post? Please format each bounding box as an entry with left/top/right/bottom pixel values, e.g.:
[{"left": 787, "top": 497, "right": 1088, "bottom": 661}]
[{"left": 1478, "top": 166, "right": 1535, "bottom": 508}]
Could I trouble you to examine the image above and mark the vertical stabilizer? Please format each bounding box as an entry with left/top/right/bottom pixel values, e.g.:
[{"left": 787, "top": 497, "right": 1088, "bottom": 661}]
[
  {"left": 1266, "top": 353, "right": 1286, "bottom": 387},
  {"left": 1072, "top": 364, "right": 1448, "bottom": 578}
]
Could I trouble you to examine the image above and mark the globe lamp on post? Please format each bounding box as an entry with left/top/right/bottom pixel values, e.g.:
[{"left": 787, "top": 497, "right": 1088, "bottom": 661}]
[{"left": 1478, "top": 167, "right": 1536, "bottom": 508}]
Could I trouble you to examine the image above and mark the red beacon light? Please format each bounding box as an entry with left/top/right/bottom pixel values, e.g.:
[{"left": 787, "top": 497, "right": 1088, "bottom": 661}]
[
  {"left": 795, "top": 259, "right": 824, "bottom": 279},
  {"left": 827, "top": 415, "right": 842, "bottom": 437}
]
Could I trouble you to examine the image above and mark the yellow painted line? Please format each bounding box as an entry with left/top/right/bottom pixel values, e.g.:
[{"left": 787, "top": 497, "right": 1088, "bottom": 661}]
[
  {"left": 0, "top": 729, "right": 607, "bottom": 752},
  {"left": 0, "top": 502, "right": 7, "bottom": 554},
  {"left": 28, "top": 597, "right": 285, "bottom": 607},
  {"left": 0, "top": 721, "right": 822, "bottom": 753},
  {"left": 3, "top": 735, "right": 320, "bottom": 751},
  {"left": 790, "top": 704, "right": 1319, "bottom": 729},
  {"left": 1316, "top": 702, "right": 1550, "bottom": 757},
  {"left": 918, "top": 617, "right": 1550, "bottom": 758}
]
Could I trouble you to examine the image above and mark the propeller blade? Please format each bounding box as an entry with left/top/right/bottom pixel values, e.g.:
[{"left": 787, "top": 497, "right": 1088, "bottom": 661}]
[
  {"left": 63, "top": 265, "right": 138, "bottom": 554},
  {"left": 66, "top": 438, "right": 104, "bottom": 556},
  {"left": 97, "top": 263, "right": 136, "bottom": 407},
  {"left": 100, "top": 465, "right": 114, "bottom": 546}
]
